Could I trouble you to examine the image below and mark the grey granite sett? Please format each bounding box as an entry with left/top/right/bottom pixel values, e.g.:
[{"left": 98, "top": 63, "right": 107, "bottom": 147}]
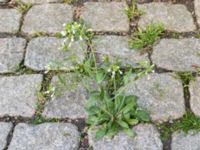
[
  {"left": 0, "top": 74, "right": 42, "bottom": 117},
  {"left": 22, "top": 4, "right": 73, "bottom": 34},
  {"left": 8, "top": 123, "right": 80, "bottom": 150},
  {"left": 0, "top": 37, "right": 26, "bottom": 73},
  {"left": 0, "top": 9, "right": 21, "bottom": 33},
  {"left": 138, "top": 3, "right": 196, "bottom": 32},
  {"left": 81, "top": 2, "right": 129, "bottom": 32},
  {"left": 25, "top": 37, "right": 86, "bottom": 71},
  {"left": 88, "top": 124, "right": 162, "bottom": 150},
  {"left": 152, "top": 38, "right": 200, "bottom": 72},
  {"left": 93, "top": 35, "right": 149, "bottom": 67}
]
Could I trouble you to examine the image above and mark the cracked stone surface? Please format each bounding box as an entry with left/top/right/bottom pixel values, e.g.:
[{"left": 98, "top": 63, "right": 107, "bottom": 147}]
[
  {"left": 0, "top": 9, "right": 21, "bottom": 33},
  {"left": 0, "top": 74, "right": 42, "bottom": 117},
  {"left": 189, "top": 77, "right": 200, "bottom": 117},
  {"left": 8, "top": 123, "right": 80, "bottom": 150},
  {"left": 171, "top": 130, "right": 200, "bottom": 150},
  {"left": 152, "top": 38, "right": 200, "bottom": 72},
  {"left": 88, "top": 124, "right": 162, "bottom": 150},
  {"left": 81, "top": 2, "right": 129, "bottom": 32},
  {"left": 25, "top": 37, "right": 86, "bottom": 71},
  {"left": 138, "top": 3, "right": 196, "bottom": 32},
  {"left": 123, "top": 73, "right": 185, "bottom": 122},
  {"left": 21, "top": 0, "right": 63, "bottom": 4},
  {"left": 42, "top": 74, "right": 88, "bottom": 119},
  {"left": 0, "top": 38, "right": 26, "bottom": 73},
  {"left": 22, "top": 4, "right": 73, "bottom": 34},
  {"left": 0, "top": 123, "right": 12, "bottom": 150},
  {"left": 93, "top": 36, "right": 149, "bottom": 67},
  {"left": 195, "top": 0, "right": 200, "bottom": 26}
]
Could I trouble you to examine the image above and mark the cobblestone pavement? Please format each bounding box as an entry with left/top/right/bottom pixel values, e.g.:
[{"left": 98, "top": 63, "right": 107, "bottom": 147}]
[{"left": 0, "top": 0, "right": 200, "bottom": 150}]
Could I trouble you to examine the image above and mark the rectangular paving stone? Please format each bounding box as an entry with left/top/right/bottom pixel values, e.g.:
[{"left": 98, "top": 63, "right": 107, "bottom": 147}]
[
  {"left": 22, "top": 4, "right": 73, "bottom": 34},
  {"left": 171, "top": 130, "right": 200, "bottom": 150},
  {"left": 189, "top": 77, "right": 200, "bottom": 117},
  {"left": 42, "top": 74, "right": 88, "bottom": 119},
  {"left": 0, "top": 123, "right": 12, "bottom": 150},
  {"left": 123, "top": 73, "right": 185, "bottom": 122},
  {"left": 81, "top": 2, "right": 129, "bottom": 32},
  {"left": 152, "top": 38, "right": 200, "bottom": 72},
  {"left": 138, "top": 3, "right": 196, "bottom": 32},
  {"left": 195, "top": 0, "right": 200, "bottom": 26},
  {"left": 0, "top": 74, "right": 42, "bottom": 117},
  {"left": 8, "top": 123, "right": 80, "bottom": 150},
  {"left": 88, "top": 124, "right": 162, "bottom": 150},
  {"left": 0, "top": 37, "right": 26, "bottom": 73},
  {"left": 93, "top": 35, "right": 149, "bottom": 67},
  {"left": 24, "top": 37, "right": 86, "bottom": 71},
  {"left": 0, "top": 9, "right": 21, "bottom": 33}
]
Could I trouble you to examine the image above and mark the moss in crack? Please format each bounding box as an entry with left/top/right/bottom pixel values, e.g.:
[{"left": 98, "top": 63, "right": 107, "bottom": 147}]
[
  {"left": 157, "top": 111, "right": 200, "bottom": 143},
  {"left": 176, "top": 72, "right": 195, "bottom": 87}
]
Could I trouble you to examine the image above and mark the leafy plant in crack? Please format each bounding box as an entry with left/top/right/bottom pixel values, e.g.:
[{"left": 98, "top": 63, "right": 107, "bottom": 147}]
[
  {"left": 86, "top": 88, "right": 150, "bottom": 139},
  {"left": 50, "top": 21, "right": 151, "bottom": 139},
  {"left": 129, "top": 24, "right": 165, "bottom": 51},
  {"left": 174, "top": 111, "right": 200, "bottom": 133},
  {"left": 158, "top": 111, "right": 200, "bottom": 142},
  {"left": 125, "top": 0, "right": 144, "bottom": 21},
  {"left": 16, "top": 0, "right": 32, "bottom": 14},
  {"left": 176, "top": 72, "right": 195, "bottom": 87}
]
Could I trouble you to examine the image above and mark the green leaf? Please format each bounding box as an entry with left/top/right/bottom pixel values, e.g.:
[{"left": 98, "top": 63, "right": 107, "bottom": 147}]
[
  {"left": 124, "top": 95, "right": 137, "bottom": 107},
  {"left": 124, "top": 128, "right": 136, "bottom": 137},
  {"left": 126, "top": 119, "right": 139, "bottom": 125},
  {"left": 115, "top": 95, "right": 124, "bottom": 112},
  {"left": 123, "top": 69, "right": 132, "bottom": 85},
  {"left": 116, "top": 120, "right": 129, "bottom": 129},
  {"left": 136, "top": 110, "right": 150, "bottom": 122},
  {"left": 96, "top": 128, "right": 107, "bottom": 140},
  {"left": 106, "top": 125, "right": 119, "bottom": 138},
  {"left": 96, "top": 71, "right": 105, "bottom": 84}
]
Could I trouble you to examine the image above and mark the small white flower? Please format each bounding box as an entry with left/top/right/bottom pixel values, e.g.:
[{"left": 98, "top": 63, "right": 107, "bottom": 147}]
[
  {"left": 61, "top": 31, "right": 66, "bottom": 36},
  {"left": 63, "top": 23, "right": 66, "bottom": 27},
  {"left": 107, "top": 68, "right": 111, "bottom": 72},
  {"left": 80, "top": 36, "right": 83, "bottom": 41},
  {"left": 119, "top": 70, "right": 123, "bottom": 75},
  {"left": 112, "top": 71, "right": 115, "bottom": 79}
]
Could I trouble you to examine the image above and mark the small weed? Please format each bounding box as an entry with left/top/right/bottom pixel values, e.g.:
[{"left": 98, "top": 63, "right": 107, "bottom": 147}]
[
  {"left": 16, "top": 0, "right": 32, "bottom": 14},
  {"left": 86, "top": 88, "right": 150, "bottom": 139},
  {"left": 174, "top": 112, "right": 200, "bottom": 133},
  {"left": 33, "top": 85, "right": 55, "bottom": 124},
  {"left": 129, "top": 24, "right": 165, "bottom": 51},
  {"left": 32, "top": 32, "right": 47, "bottom": 37},
  {"left": 158, "top": 111, "right": 200, "bottom": 142},
  {"left": 32, "top": 114, "right": 59, "bottom": 124},
  {"left": 176, "top": 72, "right": 195, "bottom": 86},
  {"left": 125, "top": 0, "right": 144, "bottom": 21}
]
